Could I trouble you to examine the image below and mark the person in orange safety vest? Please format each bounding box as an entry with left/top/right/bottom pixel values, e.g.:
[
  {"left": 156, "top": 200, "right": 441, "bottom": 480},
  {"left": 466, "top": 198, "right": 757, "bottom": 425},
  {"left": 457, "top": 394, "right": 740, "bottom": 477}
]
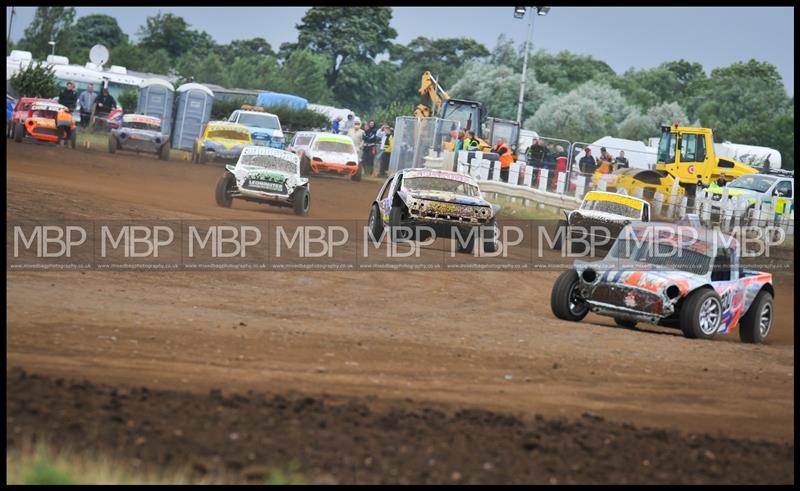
[{"left": 492, "top": 137, "right": 514, "bottom": 182}]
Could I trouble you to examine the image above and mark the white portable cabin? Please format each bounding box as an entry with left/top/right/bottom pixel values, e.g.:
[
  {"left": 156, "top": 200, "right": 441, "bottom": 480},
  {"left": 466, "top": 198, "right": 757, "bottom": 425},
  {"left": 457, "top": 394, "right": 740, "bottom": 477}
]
[
  {"left": 172, "top": 83, "right": 214, "bottom": 150},
  {"left": 137, "top": 78, "right": 174, "bottom": 134}
]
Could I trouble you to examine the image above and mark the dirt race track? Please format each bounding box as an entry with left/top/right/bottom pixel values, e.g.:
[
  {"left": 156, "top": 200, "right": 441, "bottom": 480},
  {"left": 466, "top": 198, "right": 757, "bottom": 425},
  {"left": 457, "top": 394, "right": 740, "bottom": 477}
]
[{"left": 6, "top": 143, "right": 795, "bottom": 483}]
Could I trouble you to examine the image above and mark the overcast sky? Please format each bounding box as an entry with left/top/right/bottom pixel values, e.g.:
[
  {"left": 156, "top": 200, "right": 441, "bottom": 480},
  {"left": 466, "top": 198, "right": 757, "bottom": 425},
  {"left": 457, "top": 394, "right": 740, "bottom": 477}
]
[{"left": 6, "top": 6, "right": 795, "bottom": 94}]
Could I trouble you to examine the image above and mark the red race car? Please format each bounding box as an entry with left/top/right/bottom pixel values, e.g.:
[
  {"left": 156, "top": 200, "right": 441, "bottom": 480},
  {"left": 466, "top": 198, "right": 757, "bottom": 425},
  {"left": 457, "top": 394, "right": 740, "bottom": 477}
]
[{"left": 10, "top": 100, "right": 76, "bottom": 148}]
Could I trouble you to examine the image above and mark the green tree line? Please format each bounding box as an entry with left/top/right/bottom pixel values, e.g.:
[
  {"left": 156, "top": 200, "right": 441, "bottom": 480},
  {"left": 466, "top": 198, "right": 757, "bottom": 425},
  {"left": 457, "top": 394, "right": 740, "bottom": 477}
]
[{"left": 11, "top": 7, "right": 793, "bottom": 168}]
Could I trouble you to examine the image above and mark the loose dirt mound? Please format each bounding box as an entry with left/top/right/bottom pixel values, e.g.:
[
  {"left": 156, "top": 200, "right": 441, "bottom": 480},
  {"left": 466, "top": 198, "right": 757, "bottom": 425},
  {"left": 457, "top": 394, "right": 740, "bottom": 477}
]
[{"left": 6, "top": 369, "right": 793, "bottom": 484}]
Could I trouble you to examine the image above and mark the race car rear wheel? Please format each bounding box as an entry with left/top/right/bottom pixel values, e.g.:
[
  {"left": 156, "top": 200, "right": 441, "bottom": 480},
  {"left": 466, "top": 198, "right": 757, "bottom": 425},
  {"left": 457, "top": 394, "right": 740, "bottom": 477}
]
[
  {"left": 292, "top": 186, "right": 310, "bottom": 216},
  {"left": 159, "top": 142, "right": 171, "bottom": 161},
  {"left": 198, "top": 146, "right": 207, "bottom": 164},
  {"left": 614, "top": 318, "right": 637, "bottom": 329},
  {"left": 368, "top": 205, "right": 384, "bottom": 241},
  {"left": 14, "top": 122, "right": 24, "bottom": 143},
  {"left": 551, "top": 269, "right": 589, "bottom": 321},
  {"left": 108, "top": 135, "right": 117, "bottom": 154},
  {"left": 215, "top": 172, "right": 236, "bottom": 208},
  {"left": 679, "top": 288, "right": 722, "bottom": 340},
  {"left": 389, "top": 206, "right": 412, "bottom": 241},
  {"left": 351, "top": 165, "right": 362, "bottom": 182},
  {"left": 191, "top": 145, "right": 198, "bottom": 163},
  {"left": 70, "top": 130, "right": 76, "bottom": 149},
  {"left": 739, "top": 290, "right": 773, "bottom": 344}
]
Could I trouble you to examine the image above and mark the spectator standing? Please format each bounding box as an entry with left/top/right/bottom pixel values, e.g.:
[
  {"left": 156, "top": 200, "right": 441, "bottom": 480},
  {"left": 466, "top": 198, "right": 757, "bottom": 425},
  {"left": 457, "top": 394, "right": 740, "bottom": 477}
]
[
  {"left": 58, "top": 81, "right": 77, "bottom": 111},
  {"left": 341, "top": 113, "right": 355, "bottom": 134},
  {"left": 596, "top": 146, "right": 615, "bottom": 174},
  {"left": 362, "top": 120, "right": 378, "bottom": 176},
  {"left": 379, "top": 127, "right": 393, "bottom": 177},
  {"left": 527, "top": 138, "right": 547, "bottom": 168},
  {"left": 331, "top": 115, "right": 342, "bottom": 134},
  {"left": 614, "top": 150, "right": 630, "bottom": 169},
  {"left": 492, "top": 137, "right": 513, "bottom": 182},
  {"left": 715, "top": 172, "right": 727, "bottom": 187},
  {"left": 454, "top": 130, "right": 466, "bottom": 153},
  {"left": 94, "top": 87, "right": 117, "bottom": 117},
  {"left": 348, "top": 121, "right": 365, "bottom": 161},
  {"left": 77, "top": 83, "right": 97, "bottom": 128},
  {"left": 464, "top": 131, "right": 480, "bottom": 151},
  {"left": 578, "top": 147, "right": 597, "bottom": 174}
]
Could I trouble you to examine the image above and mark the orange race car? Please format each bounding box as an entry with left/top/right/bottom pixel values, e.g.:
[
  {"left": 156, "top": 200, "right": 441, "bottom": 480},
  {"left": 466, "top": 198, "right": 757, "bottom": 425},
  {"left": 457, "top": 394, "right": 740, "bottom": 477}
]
[{"left": 11, "top": 100, "right": 76, "bottom": 148}]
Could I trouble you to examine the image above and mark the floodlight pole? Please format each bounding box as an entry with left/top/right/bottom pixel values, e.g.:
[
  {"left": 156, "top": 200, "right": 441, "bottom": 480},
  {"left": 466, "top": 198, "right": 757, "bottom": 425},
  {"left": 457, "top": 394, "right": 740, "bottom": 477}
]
[{"left": 515, "top": 8, "right": 535, "bottom": 125}]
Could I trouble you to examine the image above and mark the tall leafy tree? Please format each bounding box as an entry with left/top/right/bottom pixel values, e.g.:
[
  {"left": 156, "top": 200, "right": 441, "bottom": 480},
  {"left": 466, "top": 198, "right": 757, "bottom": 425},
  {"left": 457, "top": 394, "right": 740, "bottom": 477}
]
[
  {"left": 450, "top": 61, "right": 554, "bottom": 122},
  {"left": 68, "top": 14, "right": 127, "bottom": 63},
  {"left": 281, "top": 49, "right": 335, "bottom": 104},
  {"left": 219, "top": 38, "right": 274, "bottom": 64},
  {"left": 137, "top": 12, "right": 194, "bottom": 59},
  {"left": 110, "top": 41, "right": 148, "bottom": 71},
  {"left": 530, "top": 49, "right": 616, "bottom": 93},
  {"left": 285, "top": 7, "right": 397, "bottom": 88},
  {"left": 17, "top": 7, "right": 77, "bottom": 59}
]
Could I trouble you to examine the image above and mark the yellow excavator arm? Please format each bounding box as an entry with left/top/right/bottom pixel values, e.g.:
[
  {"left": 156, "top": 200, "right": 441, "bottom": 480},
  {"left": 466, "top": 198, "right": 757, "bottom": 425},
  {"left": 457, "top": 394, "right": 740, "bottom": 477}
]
[{"left": 415, "top": 71, "right": 449, "bottom": 119}]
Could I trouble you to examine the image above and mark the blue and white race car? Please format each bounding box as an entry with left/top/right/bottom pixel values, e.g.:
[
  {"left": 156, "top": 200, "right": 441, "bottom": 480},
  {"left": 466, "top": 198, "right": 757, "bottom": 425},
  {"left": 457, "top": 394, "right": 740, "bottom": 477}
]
[{"left": 227, "top": 105, "right": 285, "bottom": 149}]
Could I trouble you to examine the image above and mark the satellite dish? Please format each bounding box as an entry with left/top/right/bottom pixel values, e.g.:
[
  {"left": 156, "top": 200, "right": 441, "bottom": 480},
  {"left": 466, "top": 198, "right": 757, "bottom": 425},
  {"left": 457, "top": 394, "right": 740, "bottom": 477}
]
[{"left": 89, "top": 44, "right": 109, "bottom": 69}]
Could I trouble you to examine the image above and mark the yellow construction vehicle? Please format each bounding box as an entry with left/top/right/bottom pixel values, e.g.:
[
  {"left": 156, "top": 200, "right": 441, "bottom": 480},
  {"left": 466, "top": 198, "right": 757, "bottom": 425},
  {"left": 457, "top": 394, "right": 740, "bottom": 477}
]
[
  {"left": 415, "top": 71, "right": 519, "bottom": 157},
  {"left": 609, "top": 123, "right": 758, "bottom": 199}
]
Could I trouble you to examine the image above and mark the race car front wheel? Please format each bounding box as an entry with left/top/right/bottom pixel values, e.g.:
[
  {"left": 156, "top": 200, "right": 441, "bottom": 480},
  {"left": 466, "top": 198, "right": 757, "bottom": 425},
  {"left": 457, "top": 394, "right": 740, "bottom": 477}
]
[
  {"left": 368, "top": 205, "right": 384, "bottom": 241},
  {"left": 351, "top": 165, "right": 362, "bottom": 182},
  {"left": 108, "top": 136, "right": 117, "bottom": 154},
  {"left": 292, "top": 186, "right": 310, "bottom": 216},
  {"left": 739, "top": 290, "right": 773, "bottom": 344},
  {"left": 215, "top": 173, "right": 236, "bottom": 208},
  {"left": 550, "top": 269, "right": 589, "bottom": 322},
  {"left": 679, "top": 288, "right": 722, "bottom": 340},
  {"left": 70, "top": 130, "right": 76, "bottom": 149}
]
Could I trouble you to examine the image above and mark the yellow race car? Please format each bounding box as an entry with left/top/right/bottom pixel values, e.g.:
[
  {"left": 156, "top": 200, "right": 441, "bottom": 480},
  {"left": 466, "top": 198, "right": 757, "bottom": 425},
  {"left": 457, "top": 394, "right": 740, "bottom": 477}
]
[{"left": 192, "top": 121, "right": 252, "bottom": 164}]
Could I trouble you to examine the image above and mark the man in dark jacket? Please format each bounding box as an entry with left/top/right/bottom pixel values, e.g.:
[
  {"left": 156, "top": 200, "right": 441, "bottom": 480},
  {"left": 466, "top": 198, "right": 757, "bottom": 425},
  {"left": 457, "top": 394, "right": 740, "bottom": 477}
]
[
  {"left": 578, "top": 147, "right": 597, "bottom": 174},
  {"left": 362, "top": 120, "right": 379, "bottom": 176},
  {"left": 94, "top": 87, "right": 117, "bottom": 116},
  {"left": 58, "top": 81, "right": 77, "bottom": 111}
]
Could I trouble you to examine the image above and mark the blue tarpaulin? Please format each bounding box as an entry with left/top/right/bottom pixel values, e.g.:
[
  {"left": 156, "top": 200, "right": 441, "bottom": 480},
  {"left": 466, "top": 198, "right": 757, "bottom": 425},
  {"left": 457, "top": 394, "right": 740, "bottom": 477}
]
[{"left": 256, "top": 92, "right": 308, "bottom": 110}]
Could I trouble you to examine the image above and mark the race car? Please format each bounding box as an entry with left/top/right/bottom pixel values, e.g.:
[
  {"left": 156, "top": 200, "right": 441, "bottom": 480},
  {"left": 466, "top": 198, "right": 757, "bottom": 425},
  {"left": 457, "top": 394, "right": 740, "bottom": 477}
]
[
  {"left": 108, "top": 114, "right": 171, "bottom": 160},
  {"left": 215, "top": 146, "right": 310, "bottom": 216},
  {"left": 227, "top": 105, "right": 285, "bottom": 149},
  {"left": 287, "top": 130, "right": 316, "bottom": 156},
  {"left": 192, "top": 121, "right": 252, "bottom": 164},
  {"left": 553, "top": 191, "right": 650, "bottom": 252},
  {"left": 299, "top": 133, "right": 362, "bottom": 181},
  {"left": 367, "top": 168, "right": 499, "bottom": 253},
  {"left": 11, "top": 100, "right": 76, "bottom": 148},
  {"left": 550, "top": 222, "right": 775, "bottom": 343},
  {"left": 703, "top": 172, "right": 794, "bottom": 225}
]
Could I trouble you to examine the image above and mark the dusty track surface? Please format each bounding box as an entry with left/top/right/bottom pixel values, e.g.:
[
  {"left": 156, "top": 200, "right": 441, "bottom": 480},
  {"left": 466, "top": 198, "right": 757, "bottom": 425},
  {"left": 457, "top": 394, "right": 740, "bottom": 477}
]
[
  {"left": 7, "top": 368, "right": 793, "bottom": 484},
  {"left": 6, "top": 143, "right": 795, "bottom": 482}
]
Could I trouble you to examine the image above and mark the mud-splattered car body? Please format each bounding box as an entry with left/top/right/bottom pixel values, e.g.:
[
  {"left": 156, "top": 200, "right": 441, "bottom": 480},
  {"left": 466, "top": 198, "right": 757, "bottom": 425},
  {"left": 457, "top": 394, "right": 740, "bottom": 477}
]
[
  {"left": 556, "top": 191, "right": 650, "bottom": 253},
  {"left": 192, "top": 121, "right": 252, "bottom": 164},
  {"left": 567, "top": 222, "right": 773, "bottom": 339},
  {"left": 11, "top": 100, "right": 74, "bottom": 146},
  {"left": 108, "top": 114, "right": 170, "bottom": 160},
  {"left": 215, "top": 146, "right": 310, "bottom": 216},
  {"left": 368, "top": 168, "right": 499, "bottom": 251}
]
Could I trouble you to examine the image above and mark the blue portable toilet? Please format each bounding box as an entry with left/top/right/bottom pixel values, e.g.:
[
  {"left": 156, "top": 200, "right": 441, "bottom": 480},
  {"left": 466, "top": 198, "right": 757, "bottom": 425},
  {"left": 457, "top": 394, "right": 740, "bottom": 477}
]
[
  {"left": 137, "top": 78, "right": 174, "bottom": 134},
  {"left": 256, "top": 91, "right": 308, "bottom": 111},
  {"left": 172, "top": 83, "right": 214, "bottom": 151}
]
